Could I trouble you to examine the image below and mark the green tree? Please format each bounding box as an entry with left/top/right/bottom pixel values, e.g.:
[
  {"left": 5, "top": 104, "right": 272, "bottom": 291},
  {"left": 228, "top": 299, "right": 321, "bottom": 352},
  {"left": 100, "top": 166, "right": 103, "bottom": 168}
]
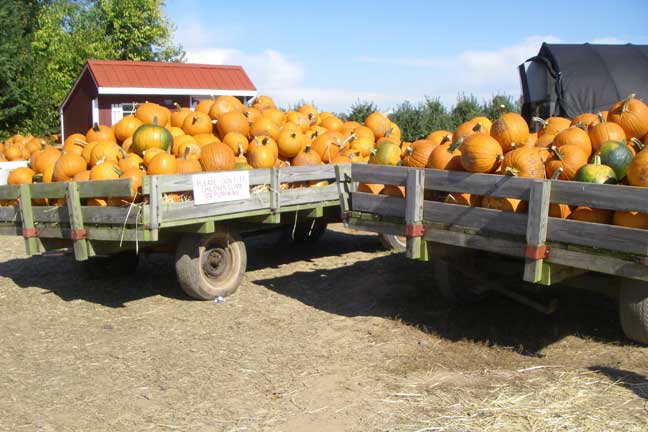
[
  {"left": 342, "top": 100, "right": 378, "bottom": 123},
  {"left": 481, "top": 94, "right": 519, "bottom": 121},
  {"left": 388, "top": 97, "right": 452, "bottom": 141}
]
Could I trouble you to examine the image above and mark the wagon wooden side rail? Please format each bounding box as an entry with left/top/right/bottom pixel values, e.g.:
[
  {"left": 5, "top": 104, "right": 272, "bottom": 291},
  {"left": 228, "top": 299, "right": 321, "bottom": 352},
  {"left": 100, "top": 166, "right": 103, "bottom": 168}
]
[{"left": 0, "top": 165, "right": 341, "bottom": 300}]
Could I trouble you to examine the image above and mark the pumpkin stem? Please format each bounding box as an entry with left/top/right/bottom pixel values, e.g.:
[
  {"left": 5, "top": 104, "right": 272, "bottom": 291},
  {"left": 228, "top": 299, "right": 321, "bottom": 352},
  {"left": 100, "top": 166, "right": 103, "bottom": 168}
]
[
  {"left": 621, "top": 94, "right": 635, "bottom": 114},
  {"left": 173, "top": 102, "right": 181, "bottom": 111},
  {"left": 152, "top": 115, "right": 158, "bottom": 127},
  {"left": 531, "top": 117, "right": 548, "bottom": 128},
  {"left": 551, "top": 167, "right": 564, "bottom": 180},
  {"left": 290, "top": 132, "right": 296, "bottom": 139},
  {"left": 631, "top": 137, "right": 645, "bottom": 152},
  {"left": 472, "top": 122, "right": 482, "bottom": 133},
  {"left": 304, "top": 144, "right": 312, "bottom": 154},
  {"left": 92, "top": 123, "right": 100, "bottom": 132},
  {"left": 112, "top": 166, "right": 124, "bottom": 177},
  {"left": 192, "top": 115, "right": 199, "bottom": 125},
  {"left": 441, "top": 134, "right": 452, "bottom": 144},
  {"left": 510, "top": 142, "right": 518, "bottom": 150},
  {"left": 504, "top": 166, "right": 519, "bottom": 176},
  {"left": 549, "top": 145, "right": 563, "bottom": 161},
  {"left": 572, "top": 122, "right": 587, "bottom": 130},
  {"left": 182, "top": 146, "right": 191, "bottom": 160},
  {"left": 498, "top": 104, "right": 507, "bottom": 116},
  {"left": 73, "top": 139, "right": 88, "bottom": 147},
  {"left": 597, "top": 112, "right": 606, "bottom": 123},
  {"left": 448, "top": 137, "right": 464, "bottom": 153},
  {"left": 237, "top": 144, "right": 244, "bottom": 157},
  {"left": 592, "top": 154, "right": 602, "bottom": 165}
]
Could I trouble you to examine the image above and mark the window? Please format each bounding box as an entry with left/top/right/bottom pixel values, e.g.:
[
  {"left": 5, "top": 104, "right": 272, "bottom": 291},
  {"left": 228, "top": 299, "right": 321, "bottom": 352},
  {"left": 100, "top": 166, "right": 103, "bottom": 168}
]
[{"left": 111, "top": 103, "right": 137, "bottom": 124}]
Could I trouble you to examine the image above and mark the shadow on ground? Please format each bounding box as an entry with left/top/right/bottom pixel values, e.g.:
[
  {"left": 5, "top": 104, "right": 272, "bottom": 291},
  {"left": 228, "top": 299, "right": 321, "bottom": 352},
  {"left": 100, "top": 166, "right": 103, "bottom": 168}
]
[{"left": 590, "top": 366, "right": 648, "bottom": 399}]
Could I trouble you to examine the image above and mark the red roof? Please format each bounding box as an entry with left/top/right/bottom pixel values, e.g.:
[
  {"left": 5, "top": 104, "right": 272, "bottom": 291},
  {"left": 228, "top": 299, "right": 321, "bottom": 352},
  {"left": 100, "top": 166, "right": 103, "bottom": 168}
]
[{"left": 86, "top": 60, "right": 256, "bottom": 91}]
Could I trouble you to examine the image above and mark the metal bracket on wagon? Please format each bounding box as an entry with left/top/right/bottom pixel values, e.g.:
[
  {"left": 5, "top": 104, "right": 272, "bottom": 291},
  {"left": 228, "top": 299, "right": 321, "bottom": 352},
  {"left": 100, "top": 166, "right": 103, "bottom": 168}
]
[
  {"left": 70, "top": 229, "right": 87, "bottom": 241},
  {"left": 340, "top": 211, "right": 352, "bottom": 222},
  {"left": 405, "top": 223, "right": 425, "bottom": 237},
  {"left": 22, "top": 228, "right": 38, "bottom": 238},
  {"left": 525, "top": 244, "right": 550, "bottom": 260}
]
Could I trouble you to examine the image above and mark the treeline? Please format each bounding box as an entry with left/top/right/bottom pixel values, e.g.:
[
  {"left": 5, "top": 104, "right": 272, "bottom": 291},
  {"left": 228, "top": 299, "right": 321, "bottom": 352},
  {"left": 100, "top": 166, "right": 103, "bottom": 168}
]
[
  {"left": 340, "top": 94, "right": 520, "bottom": 142},
  {"left": 0, "top": 0, "right": 183, "bottom": 139}
]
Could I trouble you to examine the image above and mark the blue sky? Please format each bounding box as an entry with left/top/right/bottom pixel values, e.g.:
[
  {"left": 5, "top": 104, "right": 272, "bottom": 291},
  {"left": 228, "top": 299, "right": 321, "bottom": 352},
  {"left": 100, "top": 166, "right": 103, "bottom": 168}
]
[{"left": 165, "top": 0, "right": 648, "bottom": 112}]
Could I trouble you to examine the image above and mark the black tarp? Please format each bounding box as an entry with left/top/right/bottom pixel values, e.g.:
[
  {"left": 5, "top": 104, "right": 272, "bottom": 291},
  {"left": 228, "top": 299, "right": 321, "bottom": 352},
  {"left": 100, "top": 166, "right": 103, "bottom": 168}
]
[{"left": 519, "top": 43, "right": 648, "bottom": 121}]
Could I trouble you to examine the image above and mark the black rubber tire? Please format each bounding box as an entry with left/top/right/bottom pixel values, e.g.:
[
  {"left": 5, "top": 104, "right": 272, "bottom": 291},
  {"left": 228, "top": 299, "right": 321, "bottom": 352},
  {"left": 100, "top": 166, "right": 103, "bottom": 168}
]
[
  {"left": 175, "top": 230, "right": 247, "bottom": 300},
  {"left": 432, "top": 259, "right": 488, "bottom": 305},
  {"left": 80, "top": 251, "right": 139, "bottom": 278},
  {"left": 619, "top": 278, "right": 648, "bottom": 345},
  {"left": 289, "top": 218, "right": 328, "bottom": 243},
  {"left": 378, "top": 234, "right": 406, "bottom": 252}
]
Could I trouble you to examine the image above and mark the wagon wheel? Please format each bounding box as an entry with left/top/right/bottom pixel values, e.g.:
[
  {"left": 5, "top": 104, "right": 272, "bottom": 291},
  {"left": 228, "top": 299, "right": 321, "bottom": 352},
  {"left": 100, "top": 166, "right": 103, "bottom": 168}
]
[
  {"left": 175, "top": 229, "right": 247, "bottom": 300},
  {"left": 80, "top": 251, "right": 139, "bottom": 278},
  {"left": 378, "top": 234, "right": 406, "bottom": 252},
  {"left": 289, "top": 218, "right": 328, "bottom": 243},
  {"left": 432, "top": 259, "right": 489, "bottom": 305},
  {"left": 619, "top": 278, "right": 648, "bottom": 345}
]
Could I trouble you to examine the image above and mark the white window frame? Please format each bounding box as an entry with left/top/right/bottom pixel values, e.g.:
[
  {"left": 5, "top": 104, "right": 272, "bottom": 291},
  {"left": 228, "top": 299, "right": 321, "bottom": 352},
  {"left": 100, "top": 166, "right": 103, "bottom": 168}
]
[{"left": 110, "top": 102, "right": 137, "bottom": 124}]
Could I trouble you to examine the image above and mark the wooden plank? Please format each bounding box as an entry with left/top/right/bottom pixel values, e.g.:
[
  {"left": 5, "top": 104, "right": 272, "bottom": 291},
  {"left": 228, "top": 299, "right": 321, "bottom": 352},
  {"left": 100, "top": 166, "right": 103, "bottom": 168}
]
[
  {"left": 424, "top": 228, "right": 526, "bottom": 258},
  {"left": 547, "top": 218, "right": 648, "bottom": 256},
  {"left": 523, "top": 181, "right": 551, "bottom": 283},
  {"left": 144, "top": 170, "right": 273, "bottom": 194},
  {"left": 547, "top": 247, "right": 648, "bottom": 282},
  {"left": 424, "top": 201, "right": 529, "bottom": 236},
  {"left": 31, "top": 206, "right": 140, "bottom": 225},
  {"left": 270, "top": 167, "right": 280, "bottom": 213},
  {"left": 0, "top": 185, "right": 20, "bottom": 200},
  {"left": 405, "top": 169, "right": 425, "bottom": 259},
  {"left": 30, "top": 179, "right": 133, "bottom": 199},
  {"left": 161, "top": 193, "right": 271, "bottom": 221},
  {"left": 346, "top": 218, "right": 405, "bottom": 237},
  {"left": 18, "top": 184, "right": 38, "bottom": 256},
  {"left": 279, "top": 165, "right": 336, "bottom": 183},
  {"left": 351, "top": 192, "right": 405, "bottom": 218},
  {"left": 335, "top": 164, "right": 353, "bottom": 214},
  {"left": 65, "top": 182, "right": 88, "bottom": 260},
  {"left": 149, "top": 175, "right": 160, "bottom": 241},
  {"left": 278, "top": 184, "right": 339, "bottom": 206},
  {"left": 35, "top": 225, "right": 148, "bottom": 242},
  {"left": 423, "top": 169, "right": 532, "bottom": 199},
  {"left": 350, "top": 163, "right": 408, "bottom": 186},
  {"left": 551, "top": 180, "right": 648, "bottom": 212},
  {"left": 0, "top": 206, "right": 18, "bottom": 222}
]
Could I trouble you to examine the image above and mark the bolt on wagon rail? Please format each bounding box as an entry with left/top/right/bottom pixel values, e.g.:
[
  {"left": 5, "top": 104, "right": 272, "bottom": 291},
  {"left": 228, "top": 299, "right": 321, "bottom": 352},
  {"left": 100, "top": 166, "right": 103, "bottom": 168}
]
[
  {"left": 335, "top": 163, "right": 648, "bottom": 345},
  {"left": 0, "top": 165, "right": 341, "bottom": 300}
]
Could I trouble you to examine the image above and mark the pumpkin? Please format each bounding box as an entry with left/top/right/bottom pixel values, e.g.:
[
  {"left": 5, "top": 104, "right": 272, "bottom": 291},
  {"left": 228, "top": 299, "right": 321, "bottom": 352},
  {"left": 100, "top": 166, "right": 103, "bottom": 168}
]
[
  {"left": 533, "top": 116, "right": 570, "bottom": 137},
  {"left": 199, "top": 141, "right": 235, "bottom": 171},
  {"left": 588, "top": 113, "right": 626, "bottom": 152},
  {"left": 347, "top": 135, "right": 375, "bottom": 157},
  {"left": 250, "top": 117, "right": 280, "bottom": 141},
  {"left": 135, "top": 102, "right": 170, "bottom": 126},
  {"left": 89, "top": 161, "right": 120, "bottom": 181},
  {"left": 453, "top": 119, "right": 490, "bottom": 142},
  {"left": 569, "top": 206, "right": 613, "bottom": 224},
  {"left": 262, "top": 108, "right": 286, "bottom": 126},
  {"left": 86, "top": 123, "right": 116, "bottom": 143},
  {"left": 242, "top": 106, "right": 262, "bottom": 124},
  {"left": 170, "top": 103, "right": 193, "bottom": 127},
  {"left": 72, "top": 170, "right": 91, "bottom": 182},
  {"left": 142, "top": 148, "right": 165, "bottom": 167},
  {"left": 64, "top": 133, "right": 86, "bottom": 150},
  {"left": 445, "top": 193, "right": 481, "bottom": 207},
  {"left": 193, "top": 133, "right": 220, "bottom": 147},
  {"left": 182, "top": 112, "right": 213, "bottom": 136},
  {"left": 4, "top": 146, "right": 24, "bottom": 161},
  {"left": 320, "top": 115, "right": 344, "bottom": 132},
  {"left": 613, "top": 211, "right": 648, "bottom": 229},
  {"left": 62, "top": 137, "right": 86, "bottom": 156},
  {"left": 208, "top": 96, "right": 242, "bottom": 119},
  {"left": 167, "top": 126, "right": 185, "bottom": 138},
  {"left": 571, "top": 113, "right": 600, "bottom": 128},
  {"left": 252, "top": 95, "right": 276, "bottom": 111},
  {"left": 403, "top": 139, "right": 439, "bottom": 168},
  {"left": 502, "top": 146, "right": 546, "bottom": 179},
  {"left": 298, "top": 104, "right": 319, "bottom": 123},
  {"left": 312, "top": 132, "right": 343, "bottom": 163},
  {"left": 573, "top": 154, "right": 617, "bottom": 184},
  {"left": 357, "top": 183, "right": 384, "bottom": 194},
  {"left": 131, "top": 120, "right": 173, "bottom": 156},
  {"left": 87, "top": 198, "right": 108, "bottom": 207},
  {"left": 490, "top": 112, "right": 529, "bottom": 152},
  {"left": 389, "top": 122, "right": 402, "bottom": 141},
  {"left": 176, "top": 140, "right": 201, "bottom": 160},
  {"left": 253, "top": 135, "right": 279, "bottom": 158},
  {"left": 608, "top": 94, "right": 648, "bottom": 139},
  {"left": 118, "top": 153, "right": 143, "bottom": 172},
  {"left": 481, "top": 196, "right": 523, "bottom": 213},
  {"left": 195, "top": 98, "right": 216, "bottom": 115},
  {"left": 381, "top": 185, "right": 405, "bottom": 198},
  {"left": 460, "top": 134, "right": 503, "bottom": 173},
  {"left": 172, "top": 134, "right": 198, "bottom": 156},
  {"left": 121, "top": 137, "right": 133, "bottom": 153},
  {"left": 113, "top": 115, "right": 143, "bottom": 143},
  {"left": 173, "top": 147, "right": 203, "bottom": 174},
  {"left": 369, "top": 140, "right": 401, "bottom": 166},
  {"left": 89, "top": 140, "right": 123, "bottom": 167},
  {"left": 7, "top": 167, "right": 35, "bottom": 185},
  {"left": 120, "top": 168, "right": 145, "bottom": 197},
  {"left": 343, "top": 125, "right": 375, "bottom": 141},
  {"left": 31, "top": 147, "right": 61, "bottom": 174},
  {"left": 247, "top": 139, "right": 277, "bottom": 169},
  {"left": 597, "top": 140, "right": 634, "bottom": 180},
  {"left": 292, "top": 144, "right": 322, "bottom": 167},
  {"left": 631, "top": 137, "right": 646, "bottom": 154},
  {"left": 545, "top": 145, "right": 588, "bottom": 180},
  {"left": 553, "top": 125, "right": 592, "bottom": 158},
  {"left": 219, "top": 132, "right": 247, "bottom": 155},
  {"left": 147, "top": 152, "right": 176, "bottom": 175},
  {"left": 627, "top": 146, "right": 648, "bottom": 187},
  {"left": 52, "top": 154, "right": 87, "bottom": 181},
  {"left": 26, "top": 138, "right": 45, "bottom": 154},
  {"left": 216, "top": 111, "right": 250, "bottom": 138},
  {"left": 364, "top": 112, "right": 391, "bottom": 139},
  {"left": 427, "top": 139, "right": 463, "bottom": 170},
  {"left": 526, "top": 132, "right": 538, "bottom": 147},
  {"left": 277, "top": 129, "right": 306, "bottom": 159}
]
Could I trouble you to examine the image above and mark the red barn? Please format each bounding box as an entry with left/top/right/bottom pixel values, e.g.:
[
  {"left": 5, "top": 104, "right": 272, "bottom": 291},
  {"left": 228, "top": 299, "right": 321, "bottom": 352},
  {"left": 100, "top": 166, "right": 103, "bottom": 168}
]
[{"left": 59, "top": 60, "right": 257, "bottom": 140}]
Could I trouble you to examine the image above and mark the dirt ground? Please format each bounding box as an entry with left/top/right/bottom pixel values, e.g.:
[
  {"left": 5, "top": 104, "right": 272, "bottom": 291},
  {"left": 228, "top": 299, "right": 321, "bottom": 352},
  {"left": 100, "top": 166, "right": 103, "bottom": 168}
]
[{"left": 0, "top": 224, "right": 647, "bottom": 432}]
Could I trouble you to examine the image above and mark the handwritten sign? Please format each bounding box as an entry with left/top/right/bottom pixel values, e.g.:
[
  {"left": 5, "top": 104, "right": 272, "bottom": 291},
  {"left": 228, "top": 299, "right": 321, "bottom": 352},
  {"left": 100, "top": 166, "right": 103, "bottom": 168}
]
[{"left": 192, "top": 171, "right": 250, "bottom": 205}]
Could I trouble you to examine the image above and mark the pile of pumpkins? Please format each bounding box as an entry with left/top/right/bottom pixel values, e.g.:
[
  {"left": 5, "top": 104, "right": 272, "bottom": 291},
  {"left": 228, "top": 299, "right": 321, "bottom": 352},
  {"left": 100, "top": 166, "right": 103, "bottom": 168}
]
[
  {"left": 360, "top": 94, "right": 648, "bottom": 229},
  {"left": 0, "top": 135, "right": 54, "bottom": 162},
  {"left": 4, "top": 95, "right": 402, "bottom": 206}
]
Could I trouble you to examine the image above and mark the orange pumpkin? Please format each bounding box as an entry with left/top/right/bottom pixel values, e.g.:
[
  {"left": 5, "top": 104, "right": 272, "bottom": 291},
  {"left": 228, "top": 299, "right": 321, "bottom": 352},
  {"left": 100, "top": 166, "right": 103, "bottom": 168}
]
[
  {"left": 247, "top": 139, "right": 277, "bottom": 168},
  {"left": 199, "top": 141, "right": 235, "bottom": 171},
  {"left": 453, "top": 118, "right": 490, "bottom": 142},
  {"left": 208, "top": 96, "right": 242, "bottom": 119},
  {"left": 627, "top": 147, "right": 648, "bottom": 187},
  {"left": 195, "top": 98, "right": 216, "bottom": 115},
  {"left": 571, "top": 113, "right": 600, "bottom": 129},
  {"left": 490, "top": 112, "right": 529, "bottom": 152},
  {"left": 172, "top": 134, "right": 198, "bottom": 156},
  {"left": 118, "top": 154, "right": 143, "bottom": 172},
  {"left": 175, "top": 148, "right": 203, "bottom": 174},
  {"left": 320, "top": 115, "right": 344, "bottom": 132},
  {"left": 170, "top": 103, "right": 193, "bottom": 127},
  {"left": 608, "top": 94, "right": 648, "bottom": 139},
  {"left": 216, "top": 111, "right": 250, "bottom": 138},
  {"left": 135, "top": 102, "right": 170, "bottom": 126},
  {"left": 460, "top": 134, "right": 504, "bottom": 173},
  {"left": 426, "top": 139, "right": 463, "bottom": 170},
  {"left": 533, "top": 116, "right": 571, "bottom": 137},
  {"left": 31, "top": 147, "right": 61, "bottom": 174},
  {"left": 52, "top": 154, "right": 87, "bottom": 181},
  {"left": 277, "top": 129, "right": 307, "bottom": 159},
  {"left": 86, "top": 123, "right": 115, "bottom": 143},
  {"left": 535, "top": 133, "right": 556, "bottom": 148},
  {"left": 7, "top": 167, "right": 35, "bottom": 185},
  {"left": 347, "top": 135, "right": 375, "bottom": 157},
  {"left": 403, "top": 139, "right": 439, "bottom": 168},
  {"left": 89, "top": 140, "right": 123, "bottom": 167},
  {"left": 222, "top": 132, "right": 249, "bottom": 155},
  {"left": 545, "top": 145, "right": 588, "bottom": 180},
  {"left": 193, "top": 133, "right": 220, "bottom": 147},
  {"left": 72, "top": 170, "right": 91, "bottom": 182},
  {"left": 312, "top": 132, "right": 343, "bottom": 163},
  {"left": 569, "top": 206, "right": 613, "bottom": 224},
  {"left": 147, "top": 152, "right": 177, "bottom": 175},
  {"left": 242, "top": 106, "right": 262, "bottom": 124},
  {"left": 120, "top": 168, "right": 146, "bottom": 197},
  {"left": 553, "top": 126, "right": 592, "bottom": 158},
  {"left": 357, "top": 183, "right": 384, "bottom": 194},
  {"left": 262, "top": 108, "right": 285, "bottom": 126},
  {"left": 481, "top": 196, "right": 523, "bottom": 213},
  {"left": 286, "top": 111, "right": 311, "bottom": 132},
  {"left": 613, "top": 211, "right": 648, "bottom": 229},
  {"left": 89, "top": 161, "right": 120, "bottom": 181},
  {"left": 113, "top": 115, "right": 143, "bottom": 143},
  {"left": 252, "top": 95, "right": 276, "bottom": 111},
  {"left": 182, "top": 112, "right": 213, "bottom": 136},
  {"left": 588, "top": 113, "right": 626, "bottom": 152},
  {"left": 364, "top": 112, "right": 391, "bottom": 139},
  {"left": 445, "top": 193, "right": 481, "bottom": 207},
  {"left": 502, "top": 146, "right": 546, "bottom": 179},
  {"left": 292, "top": 144, "right": 322, "bottom": 167},
  {"left": 250, "top": 117, "right": 280, "bottom": 141}
]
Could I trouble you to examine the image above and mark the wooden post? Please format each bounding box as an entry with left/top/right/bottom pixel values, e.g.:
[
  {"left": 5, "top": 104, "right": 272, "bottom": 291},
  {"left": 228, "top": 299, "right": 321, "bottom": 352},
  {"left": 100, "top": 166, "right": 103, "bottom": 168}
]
[
  {"left": 18, "top": 184, "right": 37, "bottom": 256},
  {"left": 335, "top": 164, "right": 353, "bottom": 216},
  {"left": 405, "top": 169, "right": 425, "bottom": 259},
  {"left": 66, "top": 182, "right": 88, "bottom": 261},
  {"left": 149, "top": 175, "right": 160, "bottom": 241},
  {"left": 270, "top": 167, "right": 280, "bottom": 213},
  {"left": 523, "top": 181, "right": 551, "bottom": 282}
]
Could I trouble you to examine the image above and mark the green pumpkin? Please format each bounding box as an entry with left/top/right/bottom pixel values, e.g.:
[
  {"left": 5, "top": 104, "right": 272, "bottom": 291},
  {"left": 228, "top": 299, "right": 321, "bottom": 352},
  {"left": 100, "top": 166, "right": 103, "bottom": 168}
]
[
  {"left": 597, "top": 140, "right": 633, "bottom": 180},
  {"left": 131, "top": 117, "right": 172, "bottom": 156},
  {"left": 574, "top": 154, "right": 617, "bottom": 184},
  {"left": 234, "top": 161, "right": 253, "bottom": 170},
  {"left": 369, "top": 140, "right": 402, "bottom": 166}
]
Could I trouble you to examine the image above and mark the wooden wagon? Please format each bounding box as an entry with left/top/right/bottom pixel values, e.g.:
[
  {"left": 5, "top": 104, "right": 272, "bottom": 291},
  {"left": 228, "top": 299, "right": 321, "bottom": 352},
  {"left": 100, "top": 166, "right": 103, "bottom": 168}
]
[
  {"left": 336, "top": 163, "right": 648, "bottom": 345},
  {"left": 0, "top": 165, "right": 340, "bottom": 300}
]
